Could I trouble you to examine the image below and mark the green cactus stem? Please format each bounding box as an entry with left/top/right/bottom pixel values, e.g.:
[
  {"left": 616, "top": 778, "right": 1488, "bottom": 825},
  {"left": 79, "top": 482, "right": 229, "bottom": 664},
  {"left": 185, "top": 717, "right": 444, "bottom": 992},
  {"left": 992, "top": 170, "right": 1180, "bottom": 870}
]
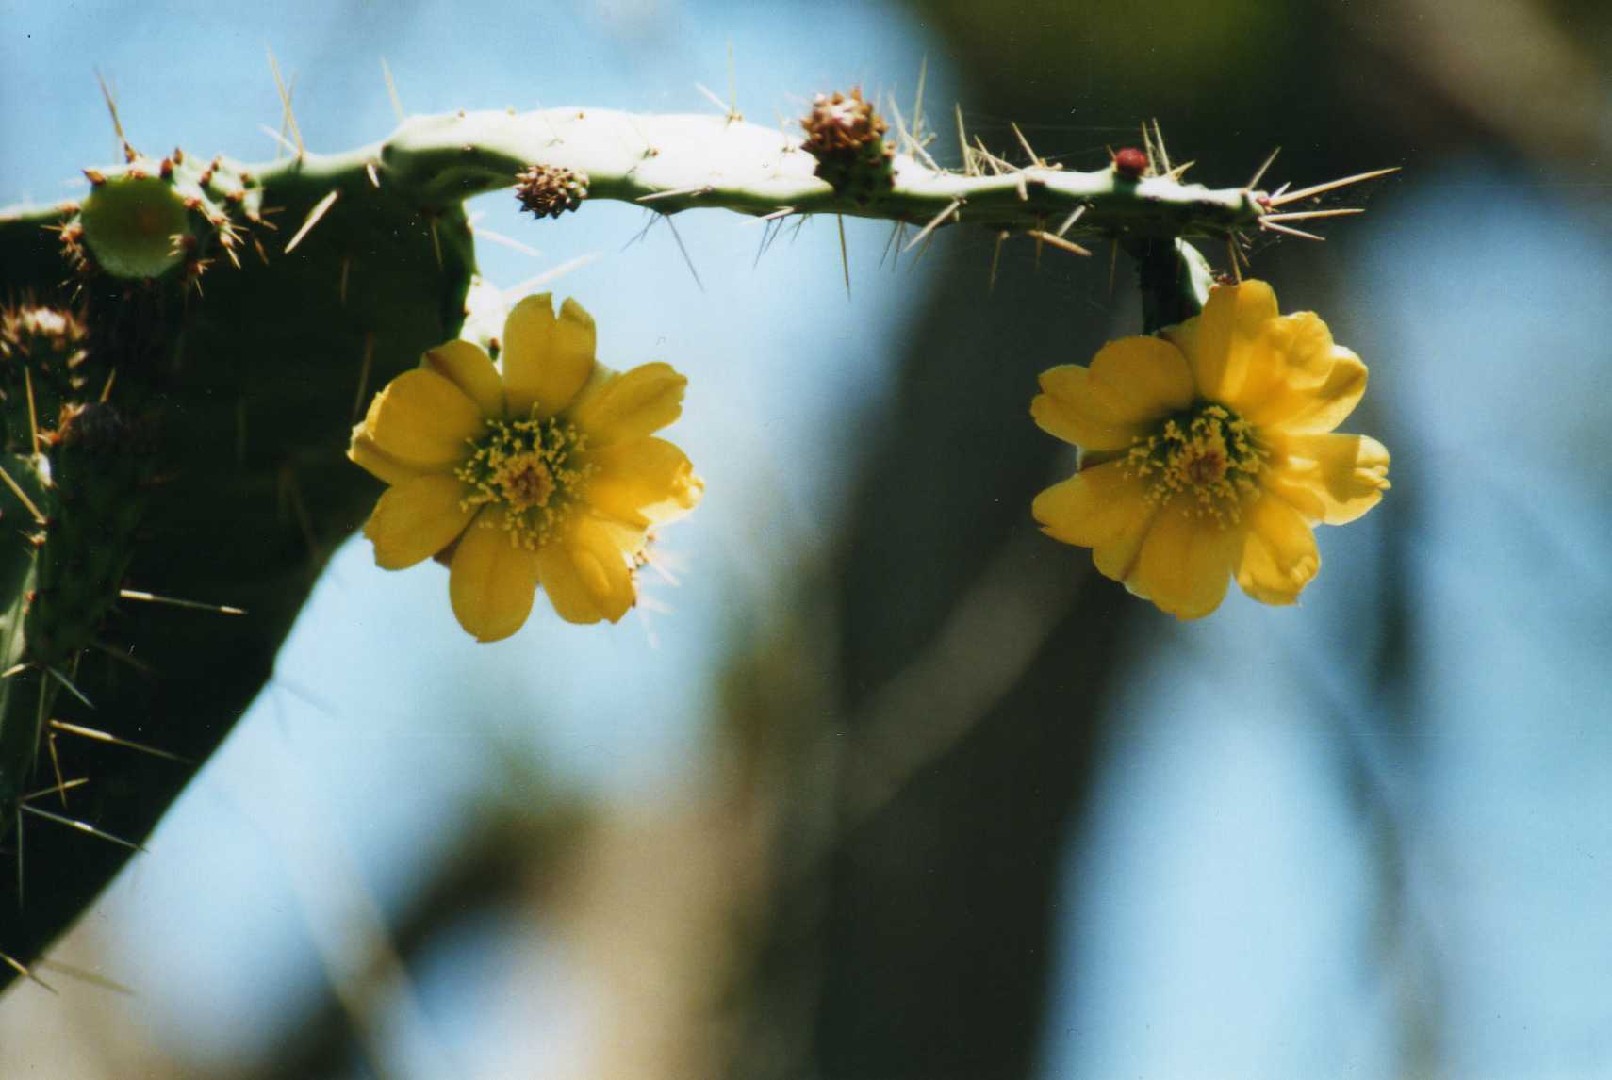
[
  {"left": 382, "top": 108, "right": 1264, "bottom": 238},
  {"left": 1129, "top": 236, "right": 1217, "bottom": 333},
  {"left": 5, "top": 107, "right": 1270, "bottom": 267}
]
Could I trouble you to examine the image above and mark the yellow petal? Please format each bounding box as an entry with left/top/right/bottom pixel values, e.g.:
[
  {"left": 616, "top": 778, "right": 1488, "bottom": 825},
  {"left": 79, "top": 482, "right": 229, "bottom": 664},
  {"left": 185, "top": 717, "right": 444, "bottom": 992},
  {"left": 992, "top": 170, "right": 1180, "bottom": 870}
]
[
  {"left": 423, "top": 339, "right": 504, "bottom": 417},
  {"left": 354, "top": 368, "right": 484, "bottom": 471},
  {"left": 583, "top": 437, "right": 704, "bottom": 529},
  {"left": 1033, "top": 460, "right": 1147, "bottom": 547},
  {"left": 1093, "top": 512, "right": 1157, "bottom": 585},
  {"left": 449, "top": 515, "right": 541, "bottom": 642},
  {"left": 570, "top": 362, "right": 687, "bottom": 446},
  {"left": 1258, "top": 312, "right": 1339, "bottom": 389},
  {"left": 1038, "top": 364, "right": 1134, "bottom": 426},
  {"left": 363, "top": 473, "right": 475, "bottom": 570},
  {"left": 592, "top": 514, "right": 655, "bottom": 564},
  {"left": 1033, "top": 461, "right": 1159, "bottom": 584},
  {"left": 1266, "top": 432, "right": 1390, "bottom": 525},
  {"left": 1128, "top": 501, "right": 1241, "bottom": 619},
  {"left": 1236, "top": 494, "right": 1321, "bottom": 605},
  {"left": 349, "top": 431, "right": 428, "bottom": 485},
  {"left": 1215, "top": 311, "right": 1322, "bottom": 413},
  {"left": 1249, "top": 348, "right": 1369, "bottom": 435},
  {"left": 1087, "top": 335, "right": 1196, "bottom": 421},
  {"left": 1031, "top": 366, "right": 1147, "bottom": 451},
  {"left": 502, "top": 294, "right": 597, "bottom": 419},
  {"left": 1226, "top": 311, "right": 1367, "bottom": 434},
  {"left": 535, "top": 516, "right": 637, "bottom": 624},
  {"left": 1165, "top": 280, "right": 1278, "bottom": 401}
]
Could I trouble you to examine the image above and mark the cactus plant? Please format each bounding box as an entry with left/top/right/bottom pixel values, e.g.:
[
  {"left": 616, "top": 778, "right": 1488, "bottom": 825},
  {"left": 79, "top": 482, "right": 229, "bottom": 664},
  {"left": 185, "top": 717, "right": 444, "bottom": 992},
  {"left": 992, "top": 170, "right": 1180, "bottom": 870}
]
[{"left": 0, "top": 92, "right": 1379, "bottom": 988}]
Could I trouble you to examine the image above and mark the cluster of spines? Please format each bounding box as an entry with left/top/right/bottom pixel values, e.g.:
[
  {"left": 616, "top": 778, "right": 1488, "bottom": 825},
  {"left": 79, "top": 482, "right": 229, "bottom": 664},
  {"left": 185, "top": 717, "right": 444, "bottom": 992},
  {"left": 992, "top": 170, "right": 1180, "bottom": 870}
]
[
  {"left": 799, "top": 88, "right": 895, "bottom": 204},
  {"left": 515, "top": 164, "right": 589, "bottom": 219},
  {"left": 0, "top": 300, "right": 88, "bottom": 453}
]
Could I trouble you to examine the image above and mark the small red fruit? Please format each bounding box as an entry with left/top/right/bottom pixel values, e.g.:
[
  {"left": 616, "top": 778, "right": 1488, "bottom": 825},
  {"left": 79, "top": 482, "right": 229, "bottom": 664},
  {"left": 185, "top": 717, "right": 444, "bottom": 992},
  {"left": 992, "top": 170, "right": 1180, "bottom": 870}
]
[{"left": 1112, "top": 147, "right": 1149, "bottom": 180}]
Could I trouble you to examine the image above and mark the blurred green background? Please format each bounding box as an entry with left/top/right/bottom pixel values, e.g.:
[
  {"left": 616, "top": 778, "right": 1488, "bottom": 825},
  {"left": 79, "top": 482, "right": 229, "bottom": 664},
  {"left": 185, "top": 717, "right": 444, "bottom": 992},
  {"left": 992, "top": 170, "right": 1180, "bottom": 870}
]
[{"left": 1, "top": 0, "right": 1609, "bottom": 1077}]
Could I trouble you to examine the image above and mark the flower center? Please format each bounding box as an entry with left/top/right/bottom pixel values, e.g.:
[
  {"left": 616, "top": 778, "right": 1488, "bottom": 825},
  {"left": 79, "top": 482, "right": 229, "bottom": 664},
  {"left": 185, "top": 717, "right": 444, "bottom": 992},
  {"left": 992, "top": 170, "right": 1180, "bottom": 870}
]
[
  {"left": 497, "top": 457, "right": 556, "bottom": 510},
  {"left": 1123, "top": 402, "right": 1265, "bottom": 526},
  {"left": 456, "top": 414, "right": 593, "bottom": 548}
]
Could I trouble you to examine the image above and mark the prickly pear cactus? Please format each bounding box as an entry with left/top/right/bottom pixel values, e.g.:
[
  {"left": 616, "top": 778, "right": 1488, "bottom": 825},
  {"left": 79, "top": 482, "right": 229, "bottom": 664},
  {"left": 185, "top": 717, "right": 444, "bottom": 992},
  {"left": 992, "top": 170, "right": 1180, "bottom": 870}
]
[{"left": 0, "top": 94, "right": 1377, "bottom": 987}]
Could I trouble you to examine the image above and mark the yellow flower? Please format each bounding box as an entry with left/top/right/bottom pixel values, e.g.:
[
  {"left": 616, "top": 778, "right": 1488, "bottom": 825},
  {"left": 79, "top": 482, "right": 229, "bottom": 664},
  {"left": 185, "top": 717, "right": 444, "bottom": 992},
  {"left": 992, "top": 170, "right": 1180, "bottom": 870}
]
[
  {"left": 349, "top": 294, "right": 703, "bottom": 642},
  {"left": 1030, "top": 280, "right": 1389, "bottom": 618}
]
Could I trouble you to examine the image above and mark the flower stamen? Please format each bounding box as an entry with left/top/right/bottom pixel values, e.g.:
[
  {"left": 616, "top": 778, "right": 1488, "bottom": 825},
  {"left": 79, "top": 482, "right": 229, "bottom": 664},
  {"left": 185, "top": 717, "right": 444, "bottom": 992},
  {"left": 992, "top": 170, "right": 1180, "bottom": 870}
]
[
  {"left": 1123, "top": 402, "right": 1265, "bottom": 526},
  {"left": 456, "top": 413, "right": 594, "bottom": 548}
]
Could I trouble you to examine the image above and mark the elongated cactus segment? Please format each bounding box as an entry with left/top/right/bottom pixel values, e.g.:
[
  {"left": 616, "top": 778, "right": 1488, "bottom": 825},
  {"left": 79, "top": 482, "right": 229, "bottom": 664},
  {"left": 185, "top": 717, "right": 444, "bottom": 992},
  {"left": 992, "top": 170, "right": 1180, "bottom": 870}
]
[
  {"left": 379, "top": 108, "right": 1264, "bottom": 239},
  {"left": 4, "top": 107, "right": 1267, "bottom": 258},
  {"left": 4, "top": 105, "right": 1283, "bottom": 294}
]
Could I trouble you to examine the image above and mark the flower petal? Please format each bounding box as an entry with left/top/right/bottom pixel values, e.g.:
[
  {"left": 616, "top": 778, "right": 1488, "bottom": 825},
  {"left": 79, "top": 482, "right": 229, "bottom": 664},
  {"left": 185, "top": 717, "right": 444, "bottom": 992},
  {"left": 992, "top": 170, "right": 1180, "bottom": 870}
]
[
  {"left": 1266, "top": 432, "right": 1390, "bottom": 525},
  {"left": 1033, "top": 460, "right": 1146, "bottom": 546},
  {"left": 354, "top": 368, "right": 484, "bottom": 471},
  {"left": 1087, "top": 335, "right": 1196, "bottom": 421},
  {"left": 349, "top": 432, "right": 427, "bottom": 485},
  {"left": 1251, "top": 347, "right": 1369, "bottom": 435},
  {"left": 1259, "top": 311, "right": 1339, "bottom": 388},
  {"left": 1236, "top": 494, "right": 1321, "bottom": 605},
  {"left": 449, "top": 515, "right": 541, "bottom": 642},
  {"left": 423, "top": 339, "right": 504, "bottom": 417},
  {"left": 583, "top": 437, "right": 704, "bottom": 529},
  {"left": 535, "top": 515, "right": 637, "bottom": 624},
  {"left": 571, "top": 362, "right": 687, "bottom": 446},
  {"left": 1165, "top": 280, "right": 1278, "bottom": 401},
  {"left": 1033, "top": 461, "right": 1160, "bottom": 584},
  {"left": 1093, "top": 514, "right": 1157, "bottom": 586},
  {"left": 502, "top": 294, "right": 597, "bottom": 419},
  {"left": 1128, "top": 501, "right": 1241, "bottom": 619},
  {"left": 363, "top": 473, "right": 475, "bottom": 570},
  {"left": 1229, "top": 311, "right": 1368, "bottom": 433},
  {"left": 1031, "top": 365, "right": 1148, "bottom": 451}
]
